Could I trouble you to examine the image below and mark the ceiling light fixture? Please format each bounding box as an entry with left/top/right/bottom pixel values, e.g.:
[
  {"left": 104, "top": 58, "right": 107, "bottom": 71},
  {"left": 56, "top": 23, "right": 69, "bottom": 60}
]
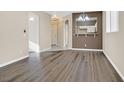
[
  {"left": 51, "top": 15, "right": 58, "bottom": 21},
  {"left": 52, "top": 14, "right": 57, "bottom": 19},
  {"left": 77, "top": 12, "right": 89, "bottom": 21},
  {"left": 51, "top": 11, "right": 58, "bottom": 21}
]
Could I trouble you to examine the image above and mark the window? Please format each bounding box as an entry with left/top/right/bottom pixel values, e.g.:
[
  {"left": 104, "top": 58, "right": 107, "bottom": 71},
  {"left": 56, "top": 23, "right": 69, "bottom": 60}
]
[{"left": 106, "top": 11, "right": 119, "bottom": 33}]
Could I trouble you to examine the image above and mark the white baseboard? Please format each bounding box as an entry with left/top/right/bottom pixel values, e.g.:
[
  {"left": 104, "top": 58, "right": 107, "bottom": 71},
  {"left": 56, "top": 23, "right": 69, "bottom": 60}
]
[
  {"left": 103, "top": 51, "right": 124, "bottom": 81},
  {"left": 70, "top": 48, "right": 103, "bottom": 52},
  {"left": 0, "top": 55, "right": 29, "bottom": 68},
  {"left": 40, "top": 47, "right": 51, "bottom": 52},
  {"left": 44, "top": 48, "right": 103, "bottom": 52}
]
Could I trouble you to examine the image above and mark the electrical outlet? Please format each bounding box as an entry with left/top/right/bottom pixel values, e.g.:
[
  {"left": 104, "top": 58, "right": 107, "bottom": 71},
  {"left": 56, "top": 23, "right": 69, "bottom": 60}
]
[{"left": 85, "top": 44, "right": 87, "bottom": 47}]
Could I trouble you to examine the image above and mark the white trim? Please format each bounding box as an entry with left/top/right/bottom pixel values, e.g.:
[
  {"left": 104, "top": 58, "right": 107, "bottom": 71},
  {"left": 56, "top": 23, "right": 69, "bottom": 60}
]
[
  {"left": 40, "top": 48, "right": 103, "bottom": 52},
  {"left": 103, "top": 51, "right": 124, "bottom": 81},
  {"left": 70, "top": 48, "right": 103, "bottom": 52},
  {"left": 40, "top": 47, "right": 51, "bottom": 52},
  {"left": 0, "top": 55, "right": 29, "bottom": 68},
  {"left": 47, "top": 48, "right": 69, "bottom": 51}
]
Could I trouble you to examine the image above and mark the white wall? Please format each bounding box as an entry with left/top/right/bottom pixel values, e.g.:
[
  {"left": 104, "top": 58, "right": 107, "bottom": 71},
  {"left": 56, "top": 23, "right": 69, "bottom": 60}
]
[
  {"left": 63, "top": 14, "right": 72, "bottom": 48},
  {"left": 36, "top": 12, "right": 51, "bottom": 51},
  {"left": 0, "top": 11, "right": 51, "bottom": 66},
  {"left": 0, "top": 12, "right": 28, "bottom": 65},
  {"left": 58, "top": 17, "right": 64, "bottom": 48},
  {"left": 51, "top": 19, "right": 58, "bottom": 46},
  {"left": 103, "top": 11, "right": 124, "bottom": 80}
]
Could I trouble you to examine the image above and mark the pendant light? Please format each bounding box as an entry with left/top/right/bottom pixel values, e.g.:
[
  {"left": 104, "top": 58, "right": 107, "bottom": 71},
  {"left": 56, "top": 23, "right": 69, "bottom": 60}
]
[{"left": 77, "top": 12, "right": 89, "bottom": 21}]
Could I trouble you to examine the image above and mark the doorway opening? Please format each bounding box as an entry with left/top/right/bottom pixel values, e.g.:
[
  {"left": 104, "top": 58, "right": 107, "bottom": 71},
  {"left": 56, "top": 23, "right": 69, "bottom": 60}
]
[
  {"left": 28, "top": 13, "right": 40, "bottom": 53},
  {"left": 64, "top": 20, "right": 69, "bottom": 48}
]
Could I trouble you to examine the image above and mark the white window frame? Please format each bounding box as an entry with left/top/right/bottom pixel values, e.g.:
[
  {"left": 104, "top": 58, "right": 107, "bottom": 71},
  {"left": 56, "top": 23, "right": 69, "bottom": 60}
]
[{"left": 106, "top": 11, "right": 119, "bottom": 33}]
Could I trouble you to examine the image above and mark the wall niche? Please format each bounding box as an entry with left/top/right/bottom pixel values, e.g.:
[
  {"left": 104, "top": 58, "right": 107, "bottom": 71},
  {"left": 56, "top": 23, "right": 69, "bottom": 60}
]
[{"left": 72, "top": 12, "right": 102, "bottom": 49}]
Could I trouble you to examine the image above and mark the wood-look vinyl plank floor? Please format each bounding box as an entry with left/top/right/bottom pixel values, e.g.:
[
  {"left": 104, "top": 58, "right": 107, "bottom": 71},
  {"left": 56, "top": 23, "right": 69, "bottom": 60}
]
[{"left": 0, "top": 50, "right": 123, "bottom": 82}]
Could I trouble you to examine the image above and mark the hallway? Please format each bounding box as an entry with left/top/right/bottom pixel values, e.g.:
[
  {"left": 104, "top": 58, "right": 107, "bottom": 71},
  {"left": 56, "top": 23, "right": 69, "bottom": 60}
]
[{"left": 0, "top": 50, "right": 122, "bottom": 82}]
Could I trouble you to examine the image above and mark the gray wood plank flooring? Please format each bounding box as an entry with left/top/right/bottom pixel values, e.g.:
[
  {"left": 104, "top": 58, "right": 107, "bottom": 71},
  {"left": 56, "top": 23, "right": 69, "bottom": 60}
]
[{"left": 0, "top": 50, "right": 122, "bottom": 82}]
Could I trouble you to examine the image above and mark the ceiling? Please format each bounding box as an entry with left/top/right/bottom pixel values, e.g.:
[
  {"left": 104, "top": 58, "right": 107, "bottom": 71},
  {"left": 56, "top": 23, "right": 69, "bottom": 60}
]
[
  {"left": 45, "top": 11, "right": 74, "bottom": 17},
  {"left": 45, "top": 11, "right": 93, "bottom": 17}
]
